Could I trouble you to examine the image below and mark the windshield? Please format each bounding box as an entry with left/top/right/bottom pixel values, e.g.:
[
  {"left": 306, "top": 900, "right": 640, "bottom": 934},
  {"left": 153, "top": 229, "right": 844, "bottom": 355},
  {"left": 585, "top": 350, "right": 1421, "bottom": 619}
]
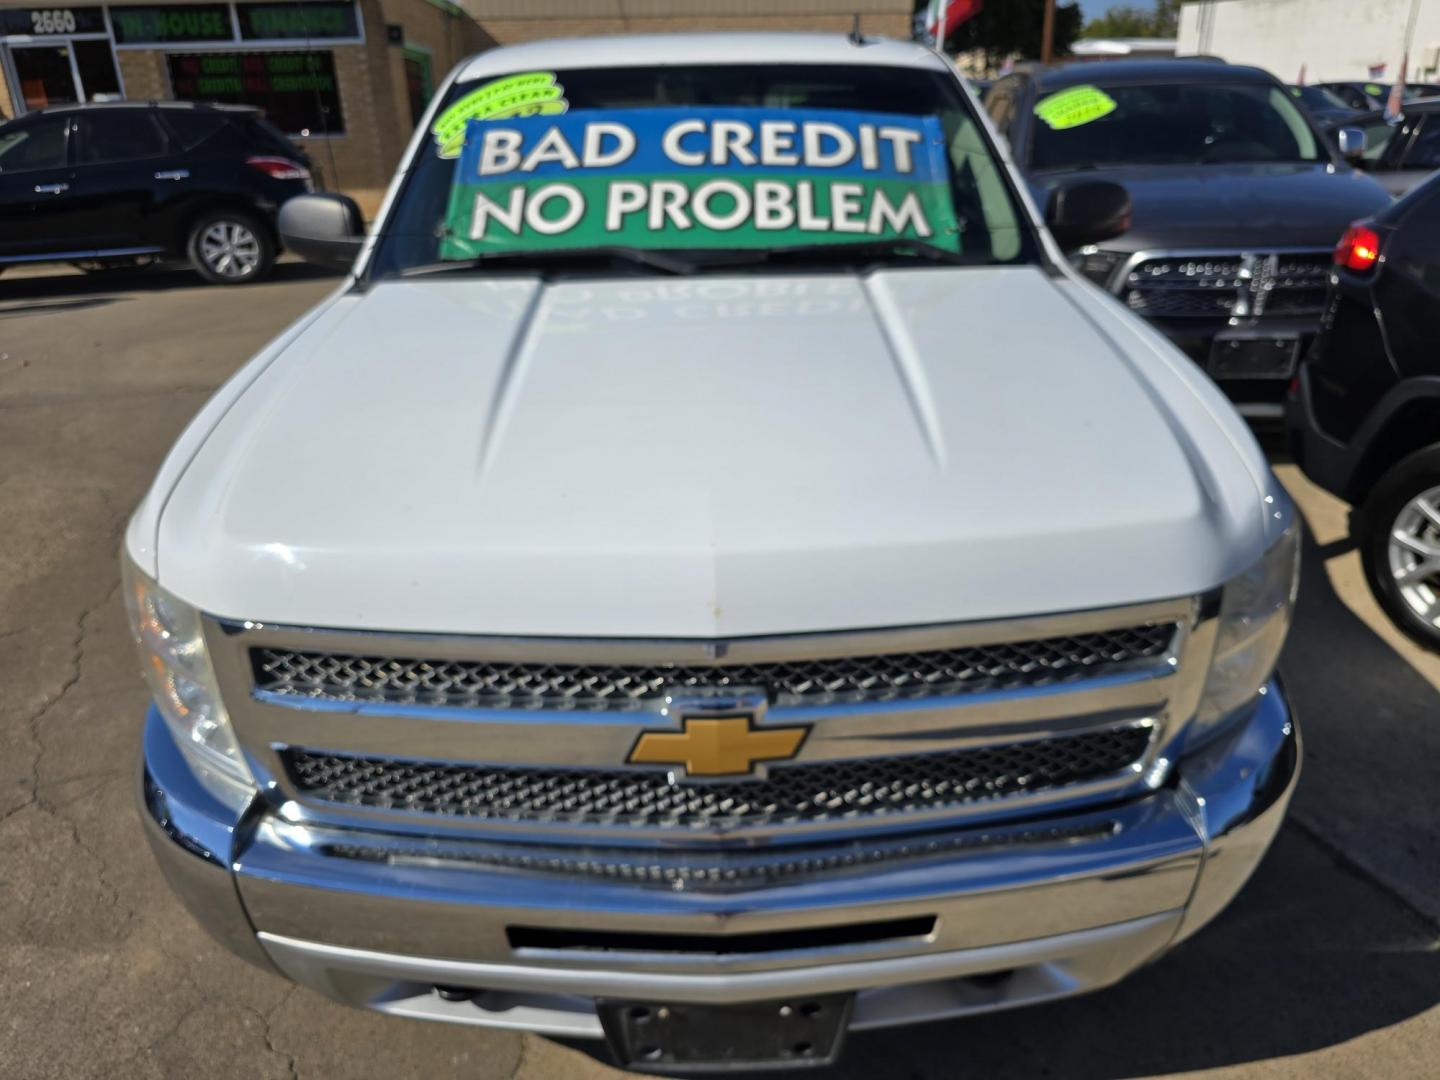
[
  {"left": 1290, "top": 85, "right": 1350, "bottom": 112},
  {"left": 1029, "top": 81, "right": 1326, "bottom": 171},
  {"left": 368, "top": 63, "right": 1036, "bottom": 279}
]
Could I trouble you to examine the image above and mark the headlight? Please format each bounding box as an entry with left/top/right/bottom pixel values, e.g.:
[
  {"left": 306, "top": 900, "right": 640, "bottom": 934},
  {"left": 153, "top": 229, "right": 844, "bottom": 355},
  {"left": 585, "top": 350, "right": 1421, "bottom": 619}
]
[
  {"left": 1071, "top": 246, "right": 1124, "bottom": 288},
  {"left": 1188, "top": 521, "right": 1301, "bottom": 749},
  {"left": 123, "top": 556, "right": 256, "bottom": 810}
]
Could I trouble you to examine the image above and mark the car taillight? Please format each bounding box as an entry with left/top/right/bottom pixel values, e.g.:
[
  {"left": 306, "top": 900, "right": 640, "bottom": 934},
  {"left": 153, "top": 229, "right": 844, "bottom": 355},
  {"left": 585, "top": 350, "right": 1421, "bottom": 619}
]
[
  {"left": 1334, "top": 222, "right": 1382, "bottom": 273},
  {"left": 246, "top": 155, "right": 311, "bottom": 182}
]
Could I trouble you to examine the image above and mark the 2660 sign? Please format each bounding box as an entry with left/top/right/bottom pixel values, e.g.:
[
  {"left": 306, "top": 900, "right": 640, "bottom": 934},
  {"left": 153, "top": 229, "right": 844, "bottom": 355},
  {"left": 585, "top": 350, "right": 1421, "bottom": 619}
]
[{"left": 0, "top": 7, "right": 107, "bottom": 35}]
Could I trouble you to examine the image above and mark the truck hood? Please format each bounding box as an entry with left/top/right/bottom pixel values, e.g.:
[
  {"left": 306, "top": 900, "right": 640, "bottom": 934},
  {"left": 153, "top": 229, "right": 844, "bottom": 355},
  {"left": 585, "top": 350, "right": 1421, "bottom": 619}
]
[
  {"left": 1030, "top": 162, "right": 1392, "bottom": 251},
  {"left": 156, "top": 268, "right": 1269, "bottom": 637}
]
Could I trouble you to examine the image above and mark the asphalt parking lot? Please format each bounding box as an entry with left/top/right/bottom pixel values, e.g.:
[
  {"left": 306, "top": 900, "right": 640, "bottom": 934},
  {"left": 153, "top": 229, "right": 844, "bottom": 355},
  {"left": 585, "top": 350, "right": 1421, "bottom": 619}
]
[{"left": 1, "top": 264, "right": 1437, "bottom": 1080}]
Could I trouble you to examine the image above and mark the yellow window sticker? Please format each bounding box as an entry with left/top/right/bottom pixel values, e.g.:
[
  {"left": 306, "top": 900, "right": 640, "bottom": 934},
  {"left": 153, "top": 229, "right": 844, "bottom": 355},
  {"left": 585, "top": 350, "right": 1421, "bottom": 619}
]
[
  {"left": 1365, "top": 83, "right": 1383, "bottom": 97},
  {"left": 431, "top": 72, "right": 569, "bottom": 158},
  {"left": 1034, "top": 86, "right": 1118, "bottom": 131}
]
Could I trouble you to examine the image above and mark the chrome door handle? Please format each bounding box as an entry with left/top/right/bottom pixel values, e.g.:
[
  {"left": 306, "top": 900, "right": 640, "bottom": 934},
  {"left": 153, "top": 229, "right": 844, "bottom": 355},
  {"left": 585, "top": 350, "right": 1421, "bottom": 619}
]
[
  {"left": 154, "top": 169, "right": 190, "bottom": 181},
  {"left": 34, "top": 183, "right": 68, "bottom": 194}
]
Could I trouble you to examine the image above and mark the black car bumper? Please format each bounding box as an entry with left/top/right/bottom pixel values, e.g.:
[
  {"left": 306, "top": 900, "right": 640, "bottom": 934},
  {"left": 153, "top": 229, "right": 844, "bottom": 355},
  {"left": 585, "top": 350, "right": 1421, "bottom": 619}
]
[
  {"left": 1153, "top": 317, "right": 1320, "bottom": 422},
  {"left": 1286, "top": 362, "right": 1361, "bottom": 499}
]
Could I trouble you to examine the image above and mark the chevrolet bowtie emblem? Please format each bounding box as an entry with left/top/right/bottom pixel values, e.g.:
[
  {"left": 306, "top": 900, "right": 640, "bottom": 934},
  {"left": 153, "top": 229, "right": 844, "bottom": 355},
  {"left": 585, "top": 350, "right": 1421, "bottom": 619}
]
[{"left": 628, "top": 714, "right": 808, "bottom": 778}]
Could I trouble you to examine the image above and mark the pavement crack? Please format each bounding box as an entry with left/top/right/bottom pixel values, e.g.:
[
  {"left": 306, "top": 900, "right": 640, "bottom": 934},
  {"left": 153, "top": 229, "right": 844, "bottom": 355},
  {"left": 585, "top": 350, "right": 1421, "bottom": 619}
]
[
  {"left": 26, "top": 577, "right": 135, "bottom": 930},
  {"left": 259, "top": 986, "right": 302, "bottom": 1080},
  {"left": 1290, "top": 815, "right": 1440, "bottom": 936},
  {"left": 510, "top": 1032, "right": 535, "bottom": 1079}
]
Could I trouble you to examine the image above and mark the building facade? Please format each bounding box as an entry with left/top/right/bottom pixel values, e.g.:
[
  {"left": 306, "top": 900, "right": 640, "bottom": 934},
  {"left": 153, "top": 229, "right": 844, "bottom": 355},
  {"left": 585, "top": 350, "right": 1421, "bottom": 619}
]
[
  {"left": 0, "top": 1, "right": 914, "bottom": 210},
  {"left": 1179, "top": 0, "right": 1439, "bottom": 84},
  {"left": 455, "top": 1, "right": 913, "bottom": 43},
  {"left": 0, "top": 1, "right": 495, "bottom": 211}
]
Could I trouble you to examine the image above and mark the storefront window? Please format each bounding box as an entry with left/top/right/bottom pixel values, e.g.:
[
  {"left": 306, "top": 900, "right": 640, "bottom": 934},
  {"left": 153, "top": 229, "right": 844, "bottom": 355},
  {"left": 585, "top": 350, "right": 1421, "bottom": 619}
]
[
  {"left": 11, "top": 45, "right": 80, "bottom": 109},
  {"left": 167, "top": 51, "right": 344, "bottom": 136},
  {"left": 403, "top": 47, "right": 432, "bottom": 127},
  {"left": 72, "top": 39, "right": 121, "bottom": 100}
]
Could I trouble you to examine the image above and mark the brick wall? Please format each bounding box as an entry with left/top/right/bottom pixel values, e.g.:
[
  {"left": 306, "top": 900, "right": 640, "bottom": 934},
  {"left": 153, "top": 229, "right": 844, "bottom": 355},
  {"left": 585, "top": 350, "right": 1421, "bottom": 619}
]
[
  {"left": 379, "top": 0, "right": 498, "bottom": 180},
  {"left": 115, "top": 50, "right": 168, "bottom": 99},
  {"left": 311, "top": 0, "right": 499, "bottom": 216},
  {"left": 458, "top": 0, "right": 913, "bottom": 41},
  {"left": 478, "top": 15, "right": 912, "bottom": 43}
]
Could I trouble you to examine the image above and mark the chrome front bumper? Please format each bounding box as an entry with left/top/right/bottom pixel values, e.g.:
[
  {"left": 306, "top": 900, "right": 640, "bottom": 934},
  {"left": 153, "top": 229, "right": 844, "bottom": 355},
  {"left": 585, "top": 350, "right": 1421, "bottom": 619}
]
[{"left": 138, "top": 681, "right": 1297, "bottom": 1037}]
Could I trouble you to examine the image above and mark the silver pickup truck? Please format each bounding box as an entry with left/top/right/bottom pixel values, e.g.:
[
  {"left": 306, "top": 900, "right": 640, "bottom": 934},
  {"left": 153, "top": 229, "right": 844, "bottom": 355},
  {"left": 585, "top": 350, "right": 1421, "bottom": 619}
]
[{"left": 129, "top": 33, "right": 1300, "bottom": 1073}]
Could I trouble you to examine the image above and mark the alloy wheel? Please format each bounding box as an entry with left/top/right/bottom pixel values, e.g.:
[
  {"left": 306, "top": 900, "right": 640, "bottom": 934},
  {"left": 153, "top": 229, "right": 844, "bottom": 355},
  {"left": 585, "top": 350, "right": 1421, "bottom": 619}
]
[
  {"left": 1387, "top": 484, "right": 1440, "bottom": 627},
  {"left": 199, "top": 221, "right": 262, "bottom": 279}
]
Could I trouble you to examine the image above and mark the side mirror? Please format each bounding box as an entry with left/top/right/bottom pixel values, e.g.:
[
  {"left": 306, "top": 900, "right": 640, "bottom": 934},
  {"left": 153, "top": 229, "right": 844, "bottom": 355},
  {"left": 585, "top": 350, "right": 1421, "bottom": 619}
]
[
  {"left": 278, "top": 193, "right": 366, "bottom": 270},
  {"left": 1336, "top": 126, "right": 1368, "bottom": 163},
  {"left": 1044, "top": 180, "right": 1132, "bottom": 251}
]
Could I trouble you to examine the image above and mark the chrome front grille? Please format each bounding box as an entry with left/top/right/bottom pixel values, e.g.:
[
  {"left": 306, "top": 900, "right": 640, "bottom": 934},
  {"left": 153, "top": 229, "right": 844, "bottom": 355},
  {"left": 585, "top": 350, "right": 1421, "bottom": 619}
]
[
  {"left": 1120, "top": 251, "right": 1331, "bottom": 319},
  {"left": 251, "top": 623, "right": 1177, "bottom": 713},
  {"left": 283, "top": 723, "right": 1154, "bottom": 829}
]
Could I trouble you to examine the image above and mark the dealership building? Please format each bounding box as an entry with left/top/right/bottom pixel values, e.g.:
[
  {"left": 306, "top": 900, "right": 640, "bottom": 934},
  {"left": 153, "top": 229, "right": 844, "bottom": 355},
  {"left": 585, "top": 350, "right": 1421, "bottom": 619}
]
[
  {"left": 0, "top": 0, "right": 911, "bottom": 210},
  {"left": 0, "top": 2, "right": 495, "bottom": 210},
  {"left": 1179, "top": 0, "right": 1440, "bottom": 83},
  {"left": 455, "top": 1, "right": 911, "bottom": 42}
]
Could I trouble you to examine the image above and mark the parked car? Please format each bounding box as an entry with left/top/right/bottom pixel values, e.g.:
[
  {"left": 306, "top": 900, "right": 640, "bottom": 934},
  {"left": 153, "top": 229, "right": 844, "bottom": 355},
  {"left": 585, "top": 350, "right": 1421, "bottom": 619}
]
[
  {"left": 1288, "top": 171, "right": 1440, "bottom": 649},
  {"left": 1287, "top": 83, "right": 1364, "bottom": 126},
  {"left": 130, "top": 33, "right": 1300, "bottom": 1073},
  {"left": 986, "top": 60, "right": 1391, "bottom": 420},
  {"left": 0, "top": 101, "right": 313, "bottom": 284},
  {"left": 1323, "top": 101, "right": 1440, "bottom": 196},
  {"left": 1318, "top": 80, "right": 1440, "bottom": 111}
]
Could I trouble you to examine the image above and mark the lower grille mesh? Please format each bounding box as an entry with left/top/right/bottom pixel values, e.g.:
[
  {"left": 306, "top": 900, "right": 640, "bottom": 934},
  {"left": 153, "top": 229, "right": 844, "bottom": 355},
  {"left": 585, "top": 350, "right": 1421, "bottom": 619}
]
[{"left": 284, "top": 724, "right": 1153, "bottom": 829}]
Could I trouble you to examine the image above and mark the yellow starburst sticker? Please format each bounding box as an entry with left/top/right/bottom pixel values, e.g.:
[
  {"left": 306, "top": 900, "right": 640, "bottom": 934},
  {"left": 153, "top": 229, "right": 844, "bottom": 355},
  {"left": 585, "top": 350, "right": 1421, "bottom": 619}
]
[
  {"left": 1034, "top": 86, "right": 1118, "bottom": 131},
  {"left": 430, "top": 72, "right": 569, "bottom": 159}
]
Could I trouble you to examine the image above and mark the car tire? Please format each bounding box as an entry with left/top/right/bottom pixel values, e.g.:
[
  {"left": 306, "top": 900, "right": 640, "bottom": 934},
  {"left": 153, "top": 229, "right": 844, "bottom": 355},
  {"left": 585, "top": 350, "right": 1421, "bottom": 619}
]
[
  {"left": 186, "top": 209, "right": 274, "bottom": 285},
  {"left": 1358, "top": 444, "right": 1440, "bottom": 651}
]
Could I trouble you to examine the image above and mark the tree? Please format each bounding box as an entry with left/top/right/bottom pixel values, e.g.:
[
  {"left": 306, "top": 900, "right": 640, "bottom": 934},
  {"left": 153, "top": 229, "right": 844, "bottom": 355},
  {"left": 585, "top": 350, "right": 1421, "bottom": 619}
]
[
  {"left": 1082, "top": 0, "right": 1181, "bottom": 39},
  {"left": 914, "top": 0, "right": 1083, "bottom": 68}
]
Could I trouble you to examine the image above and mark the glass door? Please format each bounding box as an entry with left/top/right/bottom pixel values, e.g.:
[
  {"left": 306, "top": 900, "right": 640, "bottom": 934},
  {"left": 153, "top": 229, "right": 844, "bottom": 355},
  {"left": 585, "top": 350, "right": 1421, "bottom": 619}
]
[
  {"left": 9, "top": 44, "right": 80, "bottom": 110},
  {"left": 4, "top": 38, "right": 121, "bottom": 112}
]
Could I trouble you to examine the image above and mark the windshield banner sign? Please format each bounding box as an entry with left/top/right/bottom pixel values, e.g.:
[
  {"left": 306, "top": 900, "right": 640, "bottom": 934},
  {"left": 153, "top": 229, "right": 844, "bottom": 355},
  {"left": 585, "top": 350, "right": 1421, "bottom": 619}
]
[{"left": 439, "top": 107, "right": 959, "bottom": 259}]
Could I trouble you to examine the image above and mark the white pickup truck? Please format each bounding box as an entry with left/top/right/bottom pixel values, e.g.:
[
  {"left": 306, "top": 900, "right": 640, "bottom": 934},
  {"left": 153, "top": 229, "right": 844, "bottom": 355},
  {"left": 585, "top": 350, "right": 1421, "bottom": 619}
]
[{"left": 129, "top": 33, "right": 1301, "bottom": 1073}]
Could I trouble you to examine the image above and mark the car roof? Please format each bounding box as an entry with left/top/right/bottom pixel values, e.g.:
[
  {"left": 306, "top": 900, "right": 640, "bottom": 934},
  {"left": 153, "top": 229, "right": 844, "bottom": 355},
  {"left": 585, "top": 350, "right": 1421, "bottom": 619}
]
[
  {"left": 1328, "top": 101, "right": 1440, "bottom": 124},
  {"left": 456, "top": 32, "right": 948, "bottom": 83},
  {"left": 27, "top": 100, "right": 259, "bottom": 117},
  {"left": 1025, "top": 59, "right": 1279, "bottom": 90}
]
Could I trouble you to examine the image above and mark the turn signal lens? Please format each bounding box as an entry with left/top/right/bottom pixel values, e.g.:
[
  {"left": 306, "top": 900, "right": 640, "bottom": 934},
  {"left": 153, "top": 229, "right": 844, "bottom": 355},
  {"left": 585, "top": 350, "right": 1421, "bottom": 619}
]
[{"left": 1334, "top": 222, "right": 1382, "bottom": 273}]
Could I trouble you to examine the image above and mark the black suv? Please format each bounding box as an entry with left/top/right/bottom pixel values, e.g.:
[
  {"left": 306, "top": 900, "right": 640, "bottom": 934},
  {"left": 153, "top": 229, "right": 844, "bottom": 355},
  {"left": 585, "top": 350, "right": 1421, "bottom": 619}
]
[
  {"left": 985, "top": 61, "right": 1391, "bottom": 420},
  {"left": 1289, "top": 172, "right": 1440, "bottom": 649},
  {"left": 0, "top": 101, "right": 313, "bottom": 284}
]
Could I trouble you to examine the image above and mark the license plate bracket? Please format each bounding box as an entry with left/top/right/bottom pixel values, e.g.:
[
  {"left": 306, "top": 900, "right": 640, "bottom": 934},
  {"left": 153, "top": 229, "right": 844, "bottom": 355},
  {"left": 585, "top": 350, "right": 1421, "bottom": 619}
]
[
  {"left": 598, "top": 994, "right": 852, "bottom": 1073},
  {"left": 1208, "top": 333, "right": 1301, "bottom": 379}
]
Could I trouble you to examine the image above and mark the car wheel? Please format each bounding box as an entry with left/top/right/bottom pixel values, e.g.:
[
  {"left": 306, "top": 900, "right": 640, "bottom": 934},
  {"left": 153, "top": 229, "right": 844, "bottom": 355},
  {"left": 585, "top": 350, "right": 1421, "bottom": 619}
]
[
  {"left": 187, "top": 210, "right": 274, "bottom": 285},
  {"left": 1359, "top": 445, "right": 1440, "bottom": 651}
]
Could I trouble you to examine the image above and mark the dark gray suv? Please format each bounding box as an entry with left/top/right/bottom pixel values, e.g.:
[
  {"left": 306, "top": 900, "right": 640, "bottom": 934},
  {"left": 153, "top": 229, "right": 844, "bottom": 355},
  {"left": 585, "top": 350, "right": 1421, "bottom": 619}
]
[{"left": 986, "top": 60, "right": 1392, "bottom": 420}]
